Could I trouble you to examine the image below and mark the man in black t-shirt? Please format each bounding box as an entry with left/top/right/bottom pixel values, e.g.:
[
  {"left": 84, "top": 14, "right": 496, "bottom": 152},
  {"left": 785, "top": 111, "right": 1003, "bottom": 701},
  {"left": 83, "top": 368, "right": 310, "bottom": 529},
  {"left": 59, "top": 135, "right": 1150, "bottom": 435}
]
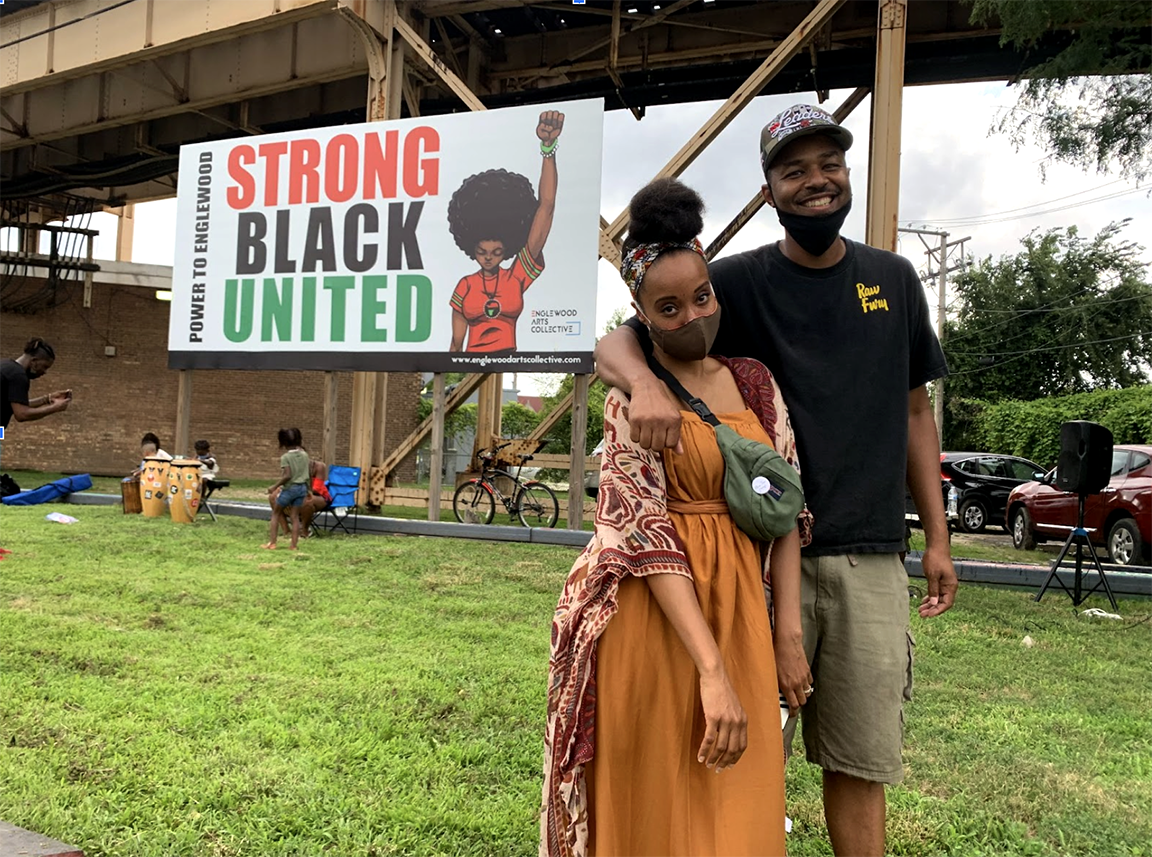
[
  {"left": 1, "top": 337, "right": 71, "bottom": 432},
  {"left": 596, "top": 105, "right": 957, "bottom": 857}
]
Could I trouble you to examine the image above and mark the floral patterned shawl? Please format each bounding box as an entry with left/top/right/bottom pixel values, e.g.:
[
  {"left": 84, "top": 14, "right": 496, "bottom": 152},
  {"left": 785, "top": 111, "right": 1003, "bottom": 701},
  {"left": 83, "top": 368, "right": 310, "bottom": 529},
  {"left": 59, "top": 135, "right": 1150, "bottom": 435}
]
[{"left": 540, "top": 356, "right": 810, "bottom": 857}]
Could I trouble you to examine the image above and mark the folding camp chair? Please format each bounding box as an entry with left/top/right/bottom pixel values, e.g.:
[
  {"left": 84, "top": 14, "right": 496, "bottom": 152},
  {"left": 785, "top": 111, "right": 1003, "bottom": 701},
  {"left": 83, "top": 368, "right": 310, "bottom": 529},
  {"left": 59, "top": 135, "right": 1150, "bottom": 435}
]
[
  {"left": 323, "top": 466, "right": 361, "bottom": 534},
  {"left": 200, "top": 478, "right": 231, "bottom": 522}
]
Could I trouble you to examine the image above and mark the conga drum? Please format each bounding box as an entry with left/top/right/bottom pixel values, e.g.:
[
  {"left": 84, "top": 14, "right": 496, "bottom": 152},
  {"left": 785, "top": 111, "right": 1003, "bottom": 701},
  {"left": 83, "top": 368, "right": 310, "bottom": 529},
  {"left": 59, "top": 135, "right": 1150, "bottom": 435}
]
[
  {"left": 167, "top": 458, "right": 203, "bottom": 523},
  {"left": 121, "top": 475, "right": 143, "bottom": 514},
  {"left": 140, "top": 457, "right": 171, "bottom": 517}
]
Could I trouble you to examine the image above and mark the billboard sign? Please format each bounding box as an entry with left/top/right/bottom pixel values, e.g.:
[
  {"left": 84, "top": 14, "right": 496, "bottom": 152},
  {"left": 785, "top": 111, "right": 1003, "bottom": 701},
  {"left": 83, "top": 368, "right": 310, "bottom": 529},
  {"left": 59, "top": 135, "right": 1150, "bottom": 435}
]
[{"left": 168, "top": 99, "right": 604, "bottom": 373}]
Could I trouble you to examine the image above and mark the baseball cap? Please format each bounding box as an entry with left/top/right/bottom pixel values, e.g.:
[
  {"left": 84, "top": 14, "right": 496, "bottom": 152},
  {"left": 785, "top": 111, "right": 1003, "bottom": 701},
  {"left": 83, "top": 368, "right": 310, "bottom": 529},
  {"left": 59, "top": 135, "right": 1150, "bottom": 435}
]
[{"left": 760, "top": 104, "right": 853, "bottom": 175}]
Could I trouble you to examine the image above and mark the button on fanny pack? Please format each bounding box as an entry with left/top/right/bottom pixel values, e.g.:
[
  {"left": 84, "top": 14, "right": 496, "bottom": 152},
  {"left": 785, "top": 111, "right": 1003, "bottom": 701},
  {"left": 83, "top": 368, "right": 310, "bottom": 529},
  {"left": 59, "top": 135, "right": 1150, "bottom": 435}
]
[{"left": 646, "top": 356, "right": 804, "bottom": 542}]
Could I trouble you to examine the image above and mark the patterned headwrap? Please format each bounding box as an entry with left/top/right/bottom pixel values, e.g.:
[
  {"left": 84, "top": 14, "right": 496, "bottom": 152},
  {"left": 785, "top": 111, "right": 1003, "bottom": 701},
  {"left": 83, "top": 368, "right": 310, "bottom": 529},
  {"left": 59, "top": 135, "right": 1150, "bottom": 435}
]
[{"left": 620, "top": 237, "right": 706, "bottom": 295}]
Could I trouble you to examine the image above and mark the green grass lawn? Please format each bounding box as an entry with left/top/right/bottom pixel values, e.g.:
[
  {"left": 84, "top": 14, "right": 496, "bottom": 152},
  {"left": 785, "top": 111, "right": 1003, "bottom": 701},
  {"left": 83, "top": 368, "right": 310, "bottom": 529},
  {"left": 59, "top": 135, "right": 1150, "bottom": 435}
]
[{"left": 1, "top": 506, "right": 1149, "bottom": 857}]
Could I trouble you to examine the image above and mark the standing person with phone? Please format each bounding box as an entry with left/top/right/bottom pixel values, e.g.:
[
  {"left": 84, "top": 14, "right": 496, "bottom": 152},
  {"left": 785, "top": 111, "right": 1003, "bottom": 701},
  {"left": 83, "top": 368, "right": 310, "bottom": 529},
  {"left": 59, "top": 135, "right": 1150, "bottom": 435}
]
[{"left": 1, "top": 338, "right": 71, "bottom": 433}]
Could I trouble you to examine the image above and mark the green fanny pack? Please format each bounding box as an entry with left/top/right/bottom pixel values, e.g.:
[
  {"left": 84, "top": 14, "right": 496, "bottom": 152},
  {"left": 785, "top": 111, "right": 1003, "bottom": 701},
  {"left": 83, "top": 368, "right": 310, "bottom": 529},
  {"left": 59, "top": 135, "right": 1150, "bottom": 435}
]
[{"left": 647, "top": 356, "right": 805, "bottom": 542}]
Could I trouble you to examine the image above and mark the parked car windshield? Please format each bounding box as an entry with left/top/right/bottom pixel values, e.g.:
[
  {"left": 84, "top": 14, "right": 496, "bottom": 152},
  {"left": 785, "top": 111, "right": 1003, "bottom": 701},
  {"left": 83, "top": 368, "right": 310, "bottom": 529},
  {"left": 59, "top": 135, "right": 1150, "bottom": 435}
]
[
  {"left": 1110, "top": 449, "right": 1130, "bottom": 476},
  {"left": 956, "top": 458, "right": 996, "bottom": 476},
  {"left": 1004, "top": 459, "right": 1042, "bottom": 480}
]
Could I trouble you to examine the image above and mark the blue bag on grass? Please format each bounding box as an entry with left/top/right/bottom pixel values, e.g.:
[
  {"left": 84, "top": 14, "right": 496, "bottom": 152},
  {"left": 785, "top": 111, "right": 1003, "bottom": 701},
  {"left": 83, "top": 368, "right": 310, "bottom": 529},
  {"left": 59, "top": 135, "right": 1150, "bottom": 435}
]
[{"left": 2, "top": 474, "right": 93, "bottom": 506}]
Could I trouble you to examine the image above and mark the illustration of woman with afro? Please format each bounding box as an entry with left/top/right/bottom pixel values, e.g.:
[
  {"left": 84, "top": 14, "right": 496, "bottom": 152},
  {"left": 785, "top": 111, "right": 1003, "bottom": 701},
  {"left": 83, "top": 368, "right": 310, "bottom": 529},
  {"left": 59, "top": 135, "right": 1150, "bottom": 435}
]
[{"left": 447, "top": 110, "right": 564, "bottom": 352}]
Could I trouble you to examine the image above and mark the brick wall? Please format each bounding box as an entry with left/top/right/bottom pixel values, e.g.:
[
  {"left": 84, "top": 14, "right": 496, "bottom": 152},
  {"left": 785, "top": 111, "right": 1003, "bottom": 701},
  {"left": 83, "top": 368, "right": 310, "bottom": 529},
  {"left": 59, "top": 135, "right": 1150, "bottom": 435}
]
[{"left": 2, "top": 279, "right": 422, "bottom": 482}]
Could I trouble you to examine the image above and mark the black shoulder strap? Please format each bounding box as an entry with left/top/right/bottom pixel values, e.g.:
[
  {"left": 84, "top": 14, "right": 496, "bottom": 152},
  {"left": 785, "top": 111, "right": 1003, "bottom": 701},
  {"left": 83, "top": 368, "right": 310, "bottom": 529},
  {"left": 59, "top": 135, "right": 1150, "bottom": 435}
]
[{"left": 645, "top": 355, "right": 721, "bottom": 428}]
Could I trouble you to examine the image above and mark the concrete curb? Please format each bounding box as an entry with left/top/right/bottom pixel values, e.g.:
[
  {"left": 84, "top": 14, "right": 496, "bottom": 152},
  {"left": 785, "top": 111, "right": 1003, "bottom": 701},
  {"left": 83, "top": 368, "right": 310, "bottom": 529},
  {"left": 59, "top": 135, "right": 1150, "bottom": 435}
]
[
  {"left": 63, "top": 492, "right": 594, "bottom": 548},
  {"left": 904, "top": 553, "right": 1151, "bottom": 597}
]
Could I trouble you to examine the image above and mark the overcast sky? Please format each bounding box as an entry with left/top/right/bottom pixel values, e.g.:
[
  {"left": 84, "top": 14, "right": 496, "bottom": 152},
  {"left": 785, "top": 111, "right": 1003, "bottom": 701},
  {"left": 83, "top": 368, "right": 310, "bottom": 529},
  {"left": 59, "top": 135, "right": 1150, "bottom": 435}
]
[{"left": 84, "top": 80, "right": 1150, "bottom": 397}]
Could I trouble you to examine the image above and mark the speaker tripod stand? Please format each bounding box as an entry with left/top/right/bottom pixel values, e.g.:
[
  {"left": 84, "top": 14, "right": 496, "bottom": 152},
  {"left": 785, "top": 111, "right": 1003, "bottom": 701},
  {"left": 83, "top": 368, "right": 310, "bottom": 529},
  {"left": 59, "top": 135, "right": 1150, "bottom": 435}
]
[{"left": 1034, "top": 494, "right": 1118, "bottom": 610}]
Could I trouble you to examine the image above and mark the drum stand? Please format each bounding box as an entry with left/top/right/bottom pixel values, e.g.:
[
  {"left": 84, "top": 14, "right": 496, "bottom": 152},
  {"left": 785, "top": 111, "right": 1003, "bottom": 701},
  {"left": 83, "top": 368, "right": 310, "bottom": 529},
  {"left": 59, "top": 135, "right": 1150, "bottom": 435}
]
[{"left": 1034, "top": 495, "right": 1118, "bottom": 610}]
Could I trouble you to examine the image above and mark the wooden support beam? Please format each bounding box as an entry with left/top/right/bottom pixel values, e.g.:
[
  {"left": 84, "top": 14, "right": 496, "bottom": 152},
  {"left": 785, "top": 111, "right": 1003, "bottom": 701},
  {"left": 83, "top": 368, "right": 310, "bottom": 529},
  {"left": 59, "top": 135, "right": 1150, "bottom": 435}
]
[
  {"left": 428, "top": 373, "right": 446, "bottom": 521},
  {"left": 704, "top": 85, "right": 870, "bottom": 260},
  {"left": 605, "top": 0, "right": 848, "bottom": 243},
  {"left": 599, "top": 216, "right": 622, "bottom": 269},
  {"left": 322, "top": 372, "right": 338, "bottom": 466},
  {"left": 866, "top": 0, "right": 907, "bottom": 251},
  {"left": 370, "top": 375, "right": 390, "bottom": 476},
  {"left": 567, "top": 374, "right": 590, "bottom": 530},
  {"left": 377, "top": 373, "right": 487, "bottom": 477},
  {"left": 115, "top": 203, "right": 135, "bottom": 262},
  {"left": 349, "top": 371, "right": 377, "bottom": 496},
  {"left": 174, "top": 369, "right": 192, "bottom": 458},
  {"left": 527, "top": 373, "right": 599, "bottom": 444},
  {"left": 473, "top": 374, "right": 501, "bottom": 462},
  {"left": 491, "top": 373, "right": 504, "bottom": 439}
]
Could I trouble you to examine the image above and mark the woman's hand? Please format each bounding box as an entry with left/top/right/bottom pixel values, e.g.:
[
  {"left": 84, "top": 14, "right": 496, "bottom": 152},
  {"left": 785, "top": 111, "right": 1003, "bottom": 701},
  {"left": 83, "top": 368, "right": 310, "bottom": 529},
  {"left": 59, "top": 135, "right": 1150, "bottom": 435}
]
[
  {"left": 774, "top": 632, "right": 813, "bottom": 715},
  {"left": 697, "top": 671, "right": 748, "bottom": 772},
  {"left": 537, "top": 110, "right": 564, "bottom": 145}
]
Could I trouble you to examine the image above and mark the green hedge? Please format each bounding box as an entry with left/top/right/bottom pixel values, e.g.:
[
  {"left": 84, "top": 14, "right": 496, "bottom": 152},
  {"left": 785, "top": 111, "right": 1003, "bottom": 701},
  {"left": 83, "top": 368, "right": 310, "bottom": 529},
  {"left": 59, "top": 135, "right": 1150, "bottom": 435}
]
[{"left": 944, "top": 385, "right": 1152, "bottom": 467}]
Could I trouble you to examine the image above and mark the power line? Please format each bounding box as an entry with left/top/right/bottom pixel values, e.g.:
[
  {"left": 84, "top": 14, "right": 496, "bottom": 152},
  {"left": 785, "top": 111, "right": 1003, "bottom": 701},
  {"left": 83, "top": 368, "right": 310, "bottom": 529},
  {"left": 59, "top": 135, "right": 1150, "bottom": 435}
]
[
  {"left": 903, "top": 179, "right": 1129, "bottom": 225},
  {"left": 944, "top": 286, "right": 1145, "bottom": 358},
  {"left": 958, "top": 293, "right": 1152, "bottom": 314},
  {"left": 944, "top": 284, "right": 1101, "bottom": 347},
  {"left": 947, "top": 331, "right": 1152, "bottom": 374},
  {"left": 903, "top": 186, "right": 1145, "bottom": 228}
]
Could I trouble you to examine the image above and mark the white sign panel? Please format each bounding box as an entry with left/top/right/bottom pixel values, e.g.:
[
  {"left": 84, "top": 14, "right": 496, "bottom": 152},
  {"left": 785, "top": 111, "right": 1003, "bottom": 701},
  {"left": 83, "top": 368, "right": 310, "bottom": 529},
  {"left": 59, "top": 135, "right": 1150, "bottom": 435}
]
[{"left": 168, "top": 100, "right": 604, "bottom": 373}]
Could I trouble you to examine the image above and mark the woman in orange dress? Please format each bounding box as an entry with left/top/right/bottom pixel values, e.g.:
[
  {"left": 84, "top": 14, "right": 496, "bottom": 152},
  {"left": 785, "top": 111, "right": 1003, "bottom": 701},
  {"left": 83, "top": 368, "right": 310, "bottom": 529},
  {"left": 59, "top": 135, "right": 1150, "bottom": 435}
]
[{"left": 542, "top": 179, "right": 814, "bottom": 857}]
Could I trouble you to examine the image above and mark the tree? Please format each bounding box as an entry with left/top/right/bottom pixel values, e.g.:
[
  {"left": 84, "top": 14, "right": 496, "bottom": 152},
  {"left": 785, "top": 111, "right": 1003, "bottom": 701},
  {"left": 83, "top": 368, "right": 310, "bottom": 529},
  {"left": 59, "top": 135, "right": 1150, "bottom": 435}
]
[
  {"left": 603, "top": 305, "right": 631, "bottom": 335},
  {"left": 538, "top": 375, "right": 609, "bottom": 456},
  {"left": 969, "top": 0, "right": 1152, "bottom": 181},
  {"left": 501, "top": 401, "right": 542, "bottom": 439},
  {"left": 943, "top": 221, "right": 1152, "bottom": 406},
  {"left": 416, "top": 397, "right": 476, "bottom": 443}
]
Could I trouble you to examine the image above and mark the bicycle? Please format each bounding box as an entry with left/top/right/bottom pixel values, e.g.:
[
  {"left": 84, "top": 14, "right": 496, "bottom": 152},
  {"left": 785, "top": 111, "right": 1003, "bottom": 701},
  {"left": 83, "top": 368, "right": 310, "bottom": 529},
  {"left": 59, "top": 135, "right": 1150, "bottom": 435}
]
[{"left": 452, "top": 442, "right": 560, "bottom": 528}]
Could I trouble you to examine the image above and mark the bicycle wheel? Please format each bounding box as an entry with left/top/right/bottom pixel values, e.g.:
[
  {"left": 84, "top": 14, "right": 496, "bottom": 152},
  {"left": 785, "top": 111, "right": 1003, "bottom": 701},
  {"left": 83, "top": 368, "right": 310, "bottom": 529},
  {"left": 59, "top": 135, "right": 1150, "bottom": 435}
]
[
  {"left": 453, "top": 480, "right": 495, "bottom": 525},
  {"left": 515, "top": 481, "right": 559, "bottom": 528}
]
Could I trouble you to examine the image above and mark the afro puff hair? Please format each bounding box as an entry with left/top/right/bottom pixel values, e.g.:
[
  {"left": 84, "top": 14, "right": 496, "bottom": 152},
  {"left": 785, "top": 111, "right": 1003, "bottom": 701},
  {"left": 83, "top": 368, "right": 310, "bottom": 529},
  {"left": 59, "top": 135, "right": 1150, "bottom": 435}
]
[
  {"left": 621, "top": 177, "right": 705, "bottom": 257},
  {"left": 447, "top": 169, "right": 538, "bottom": 258}
]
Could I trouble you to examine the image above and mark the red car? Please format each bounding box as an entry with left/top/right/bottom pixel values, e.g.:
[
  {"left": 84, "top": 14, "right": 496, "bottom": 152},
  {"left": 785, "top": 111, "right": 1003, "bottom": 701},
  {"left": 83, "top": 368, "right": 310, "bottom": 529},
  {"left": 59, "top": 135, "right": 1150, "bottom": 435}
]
[{"left": 1006, "top": 444, "right": 1152, "bottom": 566}]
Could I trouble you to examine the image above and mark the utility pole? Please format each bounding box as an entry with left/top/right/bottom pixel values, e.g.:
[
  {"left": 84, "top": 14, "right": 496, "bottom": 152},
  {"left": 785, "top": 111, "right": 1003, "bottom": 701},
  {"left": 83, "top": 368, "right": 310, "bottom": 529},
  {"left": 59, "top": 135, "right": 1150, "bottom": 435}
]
[
  {"left": 934, "top": 230, "right": 947, "bottom": 443},
  {"left": 898, "top": 227, "right": 970, "bottom": 447}
]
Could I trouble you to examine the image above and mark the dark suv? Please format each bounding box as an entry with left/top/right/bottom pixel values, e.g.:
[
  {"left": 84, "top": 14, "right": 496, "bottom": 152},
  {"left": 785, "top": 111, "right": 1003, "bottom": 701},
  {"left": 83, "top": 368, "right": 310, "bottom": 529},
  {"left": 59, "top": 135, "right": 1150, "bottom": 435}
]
[{"left": 937, "top": 452, "right": 1047, "bottom": 533}]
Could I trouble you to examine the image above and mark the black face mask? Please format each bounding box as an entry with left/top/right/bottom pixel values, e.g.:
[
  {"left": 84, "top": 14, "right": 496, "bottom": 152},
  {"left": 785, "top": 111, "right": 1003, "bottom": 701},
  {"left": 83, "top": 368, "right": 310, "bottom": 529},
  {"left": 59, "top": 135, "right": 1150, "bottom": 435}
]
[{"left": 776, "top": 198, "right": 852, "bottom": 257}]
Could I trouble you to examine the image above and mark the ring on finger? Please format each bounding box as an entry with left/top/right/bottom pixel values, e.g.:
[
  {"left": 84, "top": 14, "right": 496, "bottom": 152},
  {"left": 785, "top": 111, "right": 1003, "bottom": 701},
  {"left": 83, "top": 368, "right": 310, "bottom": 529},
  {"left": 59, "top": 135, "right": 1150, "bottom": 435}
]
[{"left": 803, "top": 685, "right": 814, "bottom": 696}]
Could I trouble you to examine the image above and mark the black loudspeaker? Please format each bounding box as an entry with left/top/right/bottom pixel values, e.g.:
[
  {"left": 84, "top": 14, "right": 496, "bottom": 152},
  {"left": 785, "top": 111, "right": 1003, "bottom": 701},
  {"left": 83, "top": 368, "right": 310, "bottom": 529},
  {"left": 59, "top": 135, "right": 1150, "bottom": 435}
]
[{"left": 1056, "top": 421, "right": 1114, "bottom": 495}]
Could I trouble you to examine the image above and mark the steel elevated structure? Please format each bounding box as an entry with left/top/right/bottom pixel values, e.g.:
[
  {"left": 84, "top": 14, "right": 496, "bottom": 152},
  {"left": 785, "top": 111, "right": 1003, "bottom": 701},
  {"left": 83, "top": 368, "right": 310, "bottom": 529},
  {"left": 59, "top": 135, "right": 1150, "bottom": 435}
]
[{"left": 0, "top": 0, "right": 1100, "bottom": 525}]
